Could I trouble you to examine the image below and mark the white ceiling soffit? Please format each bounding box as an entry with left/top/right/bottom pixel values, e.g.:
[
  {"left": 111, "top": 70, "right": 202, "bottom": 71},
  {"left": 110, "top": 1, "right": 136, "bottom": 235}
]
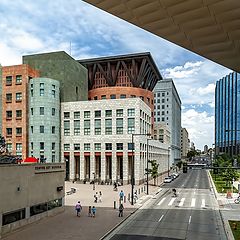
[{"left": 84, "top": 0, "right": 240, "bottom": 72}]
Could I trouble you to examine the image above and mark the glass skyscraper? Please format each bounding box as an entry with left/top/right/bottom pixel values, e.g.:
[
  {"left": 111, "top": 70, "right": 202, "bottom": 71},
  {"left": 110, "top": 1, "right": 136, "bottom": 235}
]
[{"left": 215, "top": 72, "right": 240, "bottom": 156}]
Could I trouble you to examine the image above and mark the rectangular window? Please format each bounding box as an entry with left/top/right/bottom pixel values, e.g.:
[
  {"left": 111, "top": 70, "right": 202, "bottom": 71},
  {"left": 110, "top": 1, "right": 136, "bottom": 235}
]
[
  {"left": 110, "top": 94, "right": 116, "bottom": 99},
  {"left": 95, "top": 110, "right": 101, "bottom": 118},
  {"left": 74, "top": 111, "right": 80, "bottom": 119},
  {"left": 40, "top": 142, "right": 44, "bottom": 150},
  {"left": 6, "top": 111, "right": 12, "bottom": 119},
  {"left": 3, "top": 209, "right": 25, "bottom": 226},
  {"left": 52, "top": 155, "right": 55, "bottom": 162},
  {"left": 64, "top": 112, "right": 70, "bottom": 119},
  {"left": 101, "top": 95, "right": 106, "bottom": 99},
  {"left": 116, "top": 143, "right": 123, "bottom": 150},
  {"left": 116, "top": 118, "right": 123, "bottom": 134},
  {"left": 74, "top": 120, "right": 80, "bottom": 135},
  {"left": 16, "top": 143, "right": 22, "bottom": 151},
  {"left": 31, "top": 126, "right": 33, "bottom": 133},
  {"left": 127, "top": 108, "right": 135, "bottom": 116},
  {"left": 64, "top": 144, "right": 70, "bottom": 151},
  {"left": 40, "top": 89, "right": 44, "bottom": 96},
  {"left": 6, "top": 93, "right": 12, "bottom": 103},
  {"left": 84, "top": 120, "right": 90, "bottom": 135},
  {"left": 84, "top": 143, "right": 90, "bottom": 151},
  {"left": 64, "top": 120, "right": 70, "bottom": 136},
  {"left": 16, "top": 127, "right": 22, "bottom": 136},
  {"left": 31, "top": 89, "right": 33, "bottom": 97},
  {"left": 116, "top": 109, "right": 123, "bottom": 117},
  {"left": 52, "top": 85, "right": 56, "bottom": 97},
  {"left": 52, "top": 108, "right": 56, "bottom": 116},
  {"left": 31, "top": 142, "right": 33, "bottom": 150},
  {"left": 52, "top": 126, "right": 55, "bottom": 134},
  {"left": 16, "top": 110, "right": 22, "bottom": 119},
  {"left": 94, "top": 119, "right": 101, "bottom": 135},
  {"left": 128, "top": 118, "right": 135, "bottom": 134},
  {"left": 74, "top": 144, "right": 80, "bottom": 151},
  {"left": 94, "top": 143, "right": 101, "bottom": 150},
  {"left": 120, "top": 94, "right": 126, "bottom": 99},
  {"left": 6, "top": 76, "right": 12, "bottom": 85},
  {"left": 128, "top": 143, "right": 134, "bottom": 150},
  {"left": 162, "top": 99, "right": 165, "bottom": 103},
  {"left": 105, "top": 110, "right": 112, "bottom": 117},
  {"left": 40, "top": 107, "right": 44, "bottom": 115},
  {"left": 16, "top": 75, "right": 22, "bottom": 84},
  {"left": 6, "top": 143, "right": 12, "bottom": 152},
  {"left": 52, "top": 142, "right": 55, "bottom": 150},
  {"left": 40, "top": 83, "right": 44, "bottom": 88},
  {"left": 105, "top": 119, "right": 112, "bottom": 135},
  {"left": 40, "top": 126, "right": 44, "bottom": 133},
  {"left": 105, "top": 143, "right": 112, "bottom": 150},
  {"left": 16, "top": 92, "right": 22, "bottom": 102},
  {"left": 84, "top": 111, "right": 90, "bottom": 118}
]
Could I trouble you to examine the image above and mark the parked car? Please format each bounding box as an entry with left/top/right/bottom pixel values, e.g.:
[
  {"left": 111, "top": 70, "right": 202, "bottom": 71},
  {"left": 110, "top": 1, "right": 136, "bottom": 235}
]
[
  {"left": 172, "top": 172, "right": 179, "bottom": 178},
  {"left": 164, "top": 177, "right": 172, "bottom": 183}
]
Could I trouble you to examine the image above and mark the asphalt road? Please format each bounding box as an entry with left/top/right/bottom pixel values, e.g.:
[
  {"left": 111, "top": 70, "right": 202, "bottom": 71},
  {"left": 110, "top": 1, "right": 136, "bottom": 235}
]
[{"left": 105, "top": 169, "right": 227, "bottom": 240}]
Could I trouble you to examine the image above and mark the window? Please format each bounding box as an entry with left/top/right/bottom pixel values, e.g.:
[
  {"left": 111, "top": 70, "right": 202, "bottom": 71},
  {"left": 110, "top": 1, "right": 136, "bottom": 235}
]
[
  {"left": 64, "top": 121, "right": 70, "bottom": 136},
  {"left": 31, "top": 126, "right": 33, "bottom": 133},
  {"left": 131, "top": 95, "right": 136, "bottom": 98},
  {"left": 116, "top": 118, "right": 123, "bottom": 134},
  {"left": 6, "top": 111, "right": 12, "bottom": 119},
  {"left": 52, "top": 85, "right": 56, "bottom": 97},
  {"left": 110, "top": 94, "right": 116, "bottom": 99},
  {"left": 16, "top": 127, "right": 22, "bottom": 136},
  {"left": 94, "top": 143, "right": 101, "bottom": 151},
  {"left": 84, "top": 111, "right": 90, "bottom": 118},
  {"left": 52, "top": 126, "right": 55, "bottom": 134},
  {"left": 162, "top": 92, "right": 165, "bottom": 97},
  {"left": 3, "top": 209, "right": 25, "bottom": 226},
  {"left": 16, "top": 143, "right": 22, "bottom": 151},
  {"left": 105, "top": 143, "right": 112, "bottom": 150},
  {"left": 84, "top": 143, "right": 90, "bottom": 151},
  {"left": 128, "top": 118, "right": 135, "bottom": 134},
  {"left": 6, "top": 76, "right": 12, "bottom": 85},
  {"left": 74, "top": 120, "right": 80, "bottom": 135},
  {"left": 167, "top": 98, "right": 169, "bottom": 101},
  {"left": 40, "top": 126, "right": 44, "bottom": 133},
  {"left": 120, "top": 94, "right": 126, "bottom": 99},
  {"left": 16, "top": 75, "right": 22, "bottom": 84},
  {"left": 162, "top": 105, "right": 165, "bottom": 109},
  {"left": 94, "top": 96, "right": 98, "bottom": 100},
  {"left": 84, "top": 120, "right": 90, "bottom": 135},
  {"left": 6, "top": 143, "right": 12, "bottom": 152},
  {"left": 40, "top": 89, "right": 44, "bottom": 96},
  {"left": 40, "top": 83, "right": 44, "bottom": 88},
  {"left": 52, "top": 155, "right": 55, "bottom": 162},
  {"left": 40, "top": 142, "right": 44, "bottom": 150},
  {"left": 105, "top": 110, "right": 112, "bottom": 117},
  {"left": 30, "top": 89, "right": 33, "bottom": 97},
  {"left": 40, "top": 107, "right": 44, "bottom": 115},
  {"left": 101, "top": 95, "right": 106, "bottom": 99},
  {"left": 64, "top": 112, "right": 70, "bottom": 119},
  {"left": 95, "top": 110, "right": 101, "bottom": 118},
  {"left": 16, "top": 110, "right": 22, "bottom": 119},
  {"left": 128, "top": 143, "right": 134, "bottom": 150},
  {"left": 162, "top": 111, "right": 165, "bottom": 115},
  {"left": 6, "top": 128, "right": 12, "bottom": 136},
  {"left": 157, "top": 93, "right": 160, "bottom": 97},
  {"left": 52, "top": 142, "right": 55, "bottom": 150},
  {"left": 105, "top": 119, "right": 112, "bottom": 135},
  {"left": 94, "top": 119, "right": 101, "bottom": 135},
  {"left": 128, "top": 108, "right": 135, "bottom": 116},
  {"left": 116, "top": 109, "right": 123, "bottom": 117},
  {"left": 31, "top": 108, "right": 33, "bottom": 115},
  {"left": 52, "top": 108, "right": 56, "bottom": 116},
  {"left": 31, "top": 142, "right": 33, "bottom": 150},
  {"left": 16, "top": 92, "right": 22, "bottom": 101},
  {"left": 64, "top": 144, "right": 70, "bottom": 151},
  {"left": 74, "top": 144, "right": 80, "bottom": 151},
  {"left": 162, "top": 99, "right": 165, "bottom": 103},
  {"left": 6, "top": 93, "right": 12, "bottom": 102},
  {"left": 162, "top": 117, "right": 165, "bottom": 121},
  {"left": 74, "top": 111, "right": 80, "bottom": 119},
  {"left": 116, "top": 143, "right": 123, "bottom": 150}
]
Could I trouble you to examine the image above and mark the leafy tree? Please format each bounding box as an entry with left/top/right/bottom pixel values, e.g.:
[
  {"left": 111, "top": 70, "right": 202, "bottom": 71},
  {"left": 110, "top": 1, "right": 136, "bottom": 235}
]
[
  {"left": 146, "top": 160, "right": 159, "bottom": 186},
  {"left": 222, "top": 168, "right": 239, "bottom": 187},
  {"left": 176, "top": 160, "right": 183, "bottom": 170}
]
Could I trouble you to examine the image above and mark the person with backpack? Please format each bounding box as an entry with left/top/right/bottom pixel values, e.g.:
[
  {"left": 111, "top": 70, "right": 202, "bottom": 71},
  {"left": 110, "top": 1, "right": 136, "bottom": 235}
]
[
  {"left": 75, "top": 201, "right": 82, "bottom": 217},
  {"left": 119, "top": 203, "right": 124, "bottom": 217}
]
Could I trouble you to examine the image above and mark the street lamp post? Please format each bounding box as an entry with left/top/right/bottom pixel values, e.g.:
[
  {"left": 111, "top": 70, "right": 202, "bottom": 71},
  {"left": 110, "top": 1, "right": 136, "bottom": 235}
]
[
  {"left": 167, "top": 146, "right": 171, "bottom": 177},
  {"left": 131, "top": 133, "right": 151, "bottom": 205},
  {"left": 146, "top": 138, "right": 152, "bottom": 195}
]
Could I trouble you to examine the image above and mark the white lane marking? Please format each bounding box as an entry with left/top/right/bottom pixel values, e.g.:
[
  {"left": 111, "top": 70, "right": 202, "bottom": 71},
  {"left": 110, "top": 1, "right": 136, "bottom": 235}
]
[
  {"left": 179, "top": 198, "right": 185, "bottom": 207},
  {"left": 188, "top": 216, "right": 192, "bottom": 224},
  {"left": 168, "top": 198, "right": 175, "bottom": 206},
  {"left": 191, "top": 198, "right": 196, "bottom": 207},
  {"left": 201, "top": 199, "right": 205, "bottom": 208},
  {"left": 157, "top": 197, "right": 166, "bottom": 206},
  {"left": 158, "top": 214, "right": 164, "bottom": 222}
]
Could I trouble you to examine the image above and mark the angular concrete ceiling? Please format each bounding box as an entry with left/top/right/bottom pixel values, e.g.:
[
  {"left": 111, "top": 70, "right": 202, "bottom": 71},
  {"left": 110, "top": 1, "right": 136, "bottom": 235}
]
[{"left": 84, "top": 0, "right": 240, "bottom": 72}]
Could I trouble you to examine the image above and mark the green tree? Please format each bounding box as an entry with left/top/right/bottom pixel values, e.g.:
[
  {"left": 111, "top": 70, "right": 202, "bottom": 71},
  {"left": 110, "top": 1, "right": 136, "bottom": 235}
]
[
  {"left": 176, "top": 160, "right": 183, "bottom": 170},
  {"left": 146, "top": 160, "right": 159, "bottom": 186}
]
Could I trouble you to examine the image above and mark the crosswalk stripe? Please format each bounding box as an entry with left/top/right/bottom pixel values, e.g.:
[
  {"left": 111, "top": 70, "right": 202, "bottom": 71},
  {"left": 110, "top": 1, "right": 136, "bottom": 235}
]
[
  {"left": 201, "top": 199, "right": 205, "bottom": 208},
  {"left": 157, "top": 197, "right": 166, "bottom": 206},
  {"left": 191, "top": 198, "right": 196, "bottom": 207},
  {"left": 179, "top": 198, "right": 185, "bottom": 206},
  {"left": 168, "top": 198, "right": 175, "bottom": 206}
]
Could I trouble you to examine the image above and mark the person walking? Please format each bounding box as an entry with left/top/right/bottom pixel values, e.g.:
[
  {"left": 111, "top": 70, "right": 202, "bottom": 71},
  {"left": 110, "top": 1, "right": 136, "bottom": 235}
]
[
  {"left": 99, "top": 191, "right": 102, "bottom": 202},
  {"left": 75, "top": 201, "right": 82, "bottom": 217},
  {"left": 118, "top": 203, "right": 124, "bottom": 217},
  {"left": 92, "top": 206, "right": 96, "bottom": 217},
  {"left": 88, "top": 206, "right": 92, "bottom": 217},
  {"left": 119, "top": 190, "right": 124, "bottom": 202}
]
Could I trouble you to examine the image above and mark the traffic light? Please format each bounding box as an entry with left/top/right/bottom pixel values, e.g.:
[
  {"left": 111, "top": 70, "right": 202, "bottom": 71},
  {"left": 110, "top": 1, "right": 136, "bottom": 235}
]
[
  {"left": 213, "top": 163, "right": 218, "bottom": 174},
  {"left": 183, "top": 163, "right": 188, "bottom": 173}
]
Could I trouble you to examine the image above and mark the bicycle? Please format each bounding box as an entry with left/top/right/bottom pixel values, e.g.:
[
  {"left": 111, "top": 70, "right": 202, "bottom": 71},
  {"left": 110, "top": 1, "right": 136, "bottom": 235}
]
[{"left": 234, "top": 198, "right": 240, "bottom": 204}]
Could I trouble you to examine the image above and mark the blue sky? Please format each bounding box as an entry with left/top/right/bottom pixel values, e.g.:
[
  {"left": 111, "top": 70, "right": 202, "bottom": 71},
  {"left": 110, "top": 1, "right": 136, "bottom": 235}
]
[{"left": 0, "top": 0, "right": 232, "bottom": 149}]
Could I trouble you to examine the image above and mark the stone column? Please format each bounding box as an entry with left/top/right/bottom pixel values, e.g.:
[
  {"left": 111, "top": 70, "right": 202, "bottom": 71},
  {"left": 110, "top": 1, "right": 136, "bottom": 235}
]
[
  {"left": 69, "top": 151, "right": 75, "bottom": 181},
  {"left": 79, "top": 153, "right": 85, "bottom": 181},
  {"left": 123, "top": 152, "right": 128, "bottom": 185},
  {"left": 101, "top": 152, "right": 106, "bottom": 182},
  {"left": 112, "top": 153, "right": 117, "bottom": 182},
  {"left": 90, "top": 152, "right": 95, "bottom": 181},
  {"left": 25, "top": 207, "right": 30, "bottom": 219}
]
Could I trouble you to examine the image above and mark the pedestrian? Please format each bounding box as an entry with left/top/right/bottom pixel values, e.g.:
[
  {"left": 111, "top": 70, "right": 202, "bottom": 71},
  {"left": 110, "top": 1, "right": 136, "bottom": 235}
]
[
  {"left": 99, "top": 191, "right": 102, "bottom": 202},
  {"left": 119, "top": 190, "right": 124, "bottom": 202},
  {"left": 88, "top": 206, "right": 92, "bottom": 217},
  {"left": 118, "top": 203, "right": 124, "bottom": 217},
  {"left": 75, "top": 201, "right": 82, "bottom": 217},
  {"left": 94, "top": 193, "right": 98, "bottom": 203},
  {"left": 92, "top": 206, "right": 96, "bottom": 217}
]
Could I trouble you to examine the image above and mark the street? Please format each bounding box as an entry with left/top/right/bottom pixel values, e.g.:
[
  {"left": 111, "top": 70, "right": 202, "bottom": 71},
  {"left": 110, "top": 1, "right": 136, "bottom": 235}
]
[{"left": 105, "top": 169, "right": 227, "bottom": 240}]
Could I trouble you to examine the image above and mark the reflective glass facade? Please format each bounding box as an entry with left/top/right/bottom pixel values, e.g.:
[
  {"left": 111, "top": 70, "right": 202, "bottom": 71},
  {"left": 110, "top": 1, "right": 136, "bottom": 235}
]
[{"left": 215, "top": 72, "right": 240, "bottom": 155}]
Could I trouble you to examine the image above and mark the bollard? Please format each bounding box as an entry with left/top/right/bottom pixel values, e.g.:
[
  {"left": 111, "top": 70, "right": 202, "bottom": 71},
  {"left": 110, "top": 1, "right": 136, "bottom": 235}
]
[
  {"left": 114, "top": 201, "right": 116, "bottom": 209},
  {"left": 138, "top": 188, "right": 140, "bottom": 194},
  {"left": 144, "top": 185, "right": 145, "bottom": 191},
  {"left": 141, "top": 187, "right": 143, "bottom": 193},
  {"left": 128, "top": 193, "right": 130, "bottom": 200}
]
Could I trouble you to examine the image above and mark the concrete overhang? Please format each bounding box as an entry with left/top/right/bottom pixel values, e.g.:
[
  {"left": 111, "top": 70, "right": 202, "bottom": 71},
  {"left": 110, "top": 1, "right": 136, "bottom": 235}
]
[{"left": 84, "top": 0, "right": 240, "bottom": 72}]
